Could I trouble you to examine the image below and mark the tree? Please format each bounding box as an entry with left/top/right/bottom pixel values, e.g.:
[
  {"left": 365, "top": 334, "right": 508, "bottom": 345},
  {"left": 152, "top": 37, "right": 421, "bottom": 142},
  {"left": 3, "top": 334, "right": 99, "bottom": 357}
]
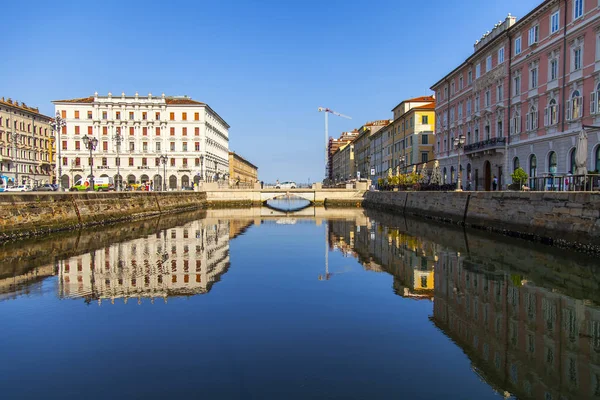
[{"left": 511, "top": 167, "right": 528, "bottom": 188}]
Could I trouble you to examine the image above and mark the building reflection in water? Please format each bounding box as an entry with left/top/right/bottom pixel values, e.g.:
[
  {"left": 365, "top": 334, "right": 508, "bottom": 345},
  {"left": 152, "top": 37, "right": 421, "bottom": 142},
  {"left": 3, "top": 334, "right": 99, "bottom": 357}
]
[
  {"left": 328, "top": 217, "right": 437, "bottom": 300},
  {"left": 58, "top": 218, "right": 243, "bottom": 305}
]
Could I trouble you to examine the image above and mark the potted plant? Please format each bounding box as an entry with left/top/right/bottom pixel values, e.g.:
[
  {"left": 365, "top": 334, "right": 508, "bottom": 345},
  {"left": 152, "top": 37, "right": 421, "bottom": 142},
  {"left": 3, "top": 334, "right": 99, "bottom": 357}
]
[{"left": 510, "top": 167, "right": 528, "bottom": 191}]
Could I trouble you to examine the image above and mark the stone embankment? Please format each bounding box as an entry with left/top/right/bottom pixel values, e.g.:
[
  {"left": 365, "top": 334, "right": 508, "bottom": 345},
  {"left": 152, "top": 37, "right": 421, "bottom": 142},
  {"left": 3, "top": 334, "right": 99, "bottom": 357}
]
[
  {"left": 363, "top": 191, "right": 600, "bottom": 253},
  {"left": 0, "top": 192, "right": 206, "bottom": 241}
]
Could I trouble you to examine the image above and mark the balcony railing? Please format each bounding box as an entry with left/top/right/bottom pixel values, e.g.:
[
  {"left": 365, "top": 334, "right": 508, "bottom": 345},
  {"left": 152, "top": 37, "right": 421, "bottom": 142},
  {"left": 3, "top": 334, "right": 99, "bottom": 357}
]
[{"left": 464, "top": 137, "right": 506, "bottom": 153}]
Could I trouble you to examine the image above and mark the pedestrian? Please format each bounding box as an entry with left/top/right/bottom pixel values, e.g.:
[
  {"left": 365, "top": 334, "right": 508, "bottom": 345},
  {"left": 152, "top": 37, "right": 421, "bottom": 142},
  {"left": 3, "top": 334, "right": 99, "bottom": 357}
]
[
  {"left": 260, "top": 180, "right": 264, "bottom": 189},
  {"left": 492, "top": 175, "right": 498, "bottom": 191}
]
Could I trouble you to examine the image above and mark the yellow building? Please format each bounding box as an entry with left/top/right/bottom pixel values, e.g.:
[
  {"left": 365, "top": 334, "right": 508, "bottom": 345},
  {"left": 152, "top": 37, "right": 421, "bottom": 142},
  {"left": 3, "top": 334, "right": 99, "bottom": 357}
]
[
  {"left": 228, "top": 151, "right": 258, "bottom": 184},
  {"left": 389, "top": 96, "right": 436, "bottom": 173}
]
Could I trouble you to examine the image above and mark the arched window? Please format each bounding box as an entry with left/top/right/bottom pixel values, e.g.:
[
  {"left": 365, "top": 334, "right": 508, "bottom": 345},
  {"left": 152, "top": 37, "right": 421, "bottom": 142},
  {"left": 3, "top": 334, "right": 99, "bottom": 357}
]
[
  {"left": 513, "top": 157, "right": 520, "bottom": 172},
  {"left": 569, "top": 148, "right": 576, "bottom": 174},
  {"left": 443, "top": 167, "right": 447, "bottom": 184},
  {"left": 467, "top": 163, "right": 472, "bottom": 181},
  {"left": 569, "top": 90, "right": 582, "bottom": 120},
  {"left": 451, "top": 166, "right": 455, "bottom": 183},
  {"left": 526, "top": 105, "right": 538, "bottom": 131},
  {"left": 548, "top": 151, "right": 557, "bottom": 174},
  {"left": 511, "top": 107, "right": 521, "bottom": 135},
  {"left": 529, "top": 154, "right": 537, "bottom": 178},
  {"left": 596, "top": 146, "right": 600, "bottom": 172},
  {"left": 546, "top": 98, "right": 558, "bottom": 126},
  {"left": 467, "top": 131, "right": 471, "bottom": 144}
]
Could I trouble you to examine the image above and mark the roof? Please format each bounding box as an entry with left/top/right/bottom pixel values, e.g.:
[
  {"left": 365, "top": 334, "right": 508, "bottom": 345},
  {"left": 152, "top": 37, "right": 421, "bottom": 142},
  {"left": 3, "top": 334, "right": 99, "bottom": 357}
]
[
  {"left": 52, "top": 96, "right": 95, "bottom": 103},
  {"left": 412, "top": 102, "right": 436, "bottom": 111},
  {"left": 165, "top": 97, "right": 206, "bottom": 105},
  {"left": 229, "top": 151, "right": 258, "bottom": 170},
  {"left": 392, "top": 96, "right": 436, "bottom": 112},
  {"left": 0, "top": 97, "right": 52, "bottom": 119}
]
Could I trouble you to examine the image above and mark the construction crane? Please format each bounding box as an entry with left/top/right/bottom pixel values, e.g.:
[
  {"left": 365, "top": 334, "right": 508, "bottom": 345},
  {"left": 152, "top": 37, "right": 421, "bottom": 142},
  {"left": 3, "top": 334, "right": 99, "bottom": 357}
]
[{"left": 318, "top": 107, "right": 351, "bottom": 182}]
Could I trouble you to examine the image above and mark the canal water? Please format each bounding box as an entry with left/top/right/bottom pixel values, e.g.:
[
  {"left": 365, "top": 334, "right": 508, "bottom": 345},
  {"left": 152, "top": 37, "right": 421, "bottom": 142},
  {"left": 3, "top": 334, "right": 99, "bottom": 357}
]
[{"left": 1, "top": 208, "right": 599, "bottom": 399}]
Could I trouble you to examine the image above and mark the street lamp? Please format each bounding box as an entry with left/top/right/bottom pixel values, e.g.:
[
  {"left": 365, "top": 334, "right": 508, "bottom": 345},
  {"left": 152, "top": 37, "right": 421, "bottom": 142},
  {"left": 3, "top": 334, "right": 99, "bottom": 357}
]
[
  {"left": 9, "top": 132, "right": 22, "bottom": 186},
  {"left": 398, "top": 155, "right": 406, "bottom": 175},
  {"left": 50, "top": 113, "right": 66, "bottom": 190},
  {"left": 199, "top": 155, "right": 204, "bottom": 181},
  {"left": 453, "top": 134, "right": 466, "bottom": 191},
  {"left": 159, "top": 154, "right": 168, "bottom": 191},
  {"left": 82, "top": 134, "right": 98, "bottom": 191},
  {"left": 112, "top": 131, "right": 123, "bottom": 191}
]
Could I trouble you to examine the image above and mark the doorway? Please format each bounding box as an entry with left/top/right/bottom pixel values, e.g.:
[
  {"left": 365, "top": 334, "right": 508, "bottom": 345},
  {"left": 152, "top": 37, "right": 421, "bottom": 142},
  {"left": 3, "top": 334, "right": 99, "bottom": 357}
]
[{"left": 484, "top": 161, "right": 491, "bottom": 191}]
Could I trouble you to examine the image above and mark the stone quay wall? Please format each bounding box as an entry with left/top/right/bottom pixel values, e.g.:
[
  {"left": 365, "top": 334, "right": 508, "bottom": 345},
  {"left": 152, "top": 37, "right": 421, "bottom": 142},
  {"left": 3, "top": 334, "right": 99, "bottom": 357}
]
[
  {"left": 363, "top": 191, "right": 600, "bottom": 253},
  {"left": 0, "top": 192, "right": 206, "bottom": 241}
]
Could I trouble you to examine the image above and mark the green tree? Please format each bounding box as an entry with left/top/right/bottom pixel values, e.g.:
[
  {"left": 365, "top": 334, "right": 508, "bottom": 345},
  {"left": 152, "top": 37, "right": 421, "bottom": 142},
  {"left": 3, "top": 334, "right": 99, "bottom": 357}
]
[{"left": 511, "top": 167, "right": 528, "bottom": 188}]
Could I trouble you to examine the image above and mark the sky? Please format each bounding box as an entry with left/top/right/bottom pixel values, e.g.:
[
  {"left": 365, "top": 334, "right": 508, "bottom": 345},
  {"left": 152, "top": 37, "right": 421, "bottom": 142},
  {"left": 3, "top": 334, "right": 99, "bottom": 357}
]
[{"left": 1, "top": 0, "right": 541, "bottom": 183}]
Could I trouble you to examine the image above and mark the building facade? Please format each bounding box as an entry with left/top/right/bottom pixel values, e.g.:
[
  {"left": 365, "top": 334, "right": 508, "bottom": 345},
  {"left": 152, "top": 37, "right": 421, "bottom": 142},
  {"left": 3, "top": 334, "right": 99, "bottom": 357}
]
[
  {"left": 0, "top": 97, "right": 54, "bottom": 186},
  {"left": 228, "top": 151, "right": 258, "bottom": 184},
  {"left": 326, "top": 130, "right": 359, "bottom": 183},
  {"left": 353, "top": 120, "right": 391, "bottom": 183},
  {"left": 331, "top": 142, "right": 355, "bottom": 184},
  {"left": 432, "top": 0, "right": 600, "bottom": 191},
  {"left": 53, "top": 92, "right": 229, "bottom": 190}
]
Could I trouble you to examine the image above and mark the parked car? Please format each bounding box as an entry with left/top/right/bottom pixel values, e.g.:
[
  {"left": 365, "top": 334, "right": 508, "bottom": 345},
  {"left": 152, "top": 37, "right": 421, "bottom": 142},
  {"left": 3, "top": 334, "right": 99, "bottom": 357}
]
[
  {"left": 276, "top": 181, "right": 297, "bottom": 189},
  {"left": 35, "top": 184, "right": 56, "bottom": 192},
  {"left": 5, "top": 185, "right": 30, "bottom": 192}
]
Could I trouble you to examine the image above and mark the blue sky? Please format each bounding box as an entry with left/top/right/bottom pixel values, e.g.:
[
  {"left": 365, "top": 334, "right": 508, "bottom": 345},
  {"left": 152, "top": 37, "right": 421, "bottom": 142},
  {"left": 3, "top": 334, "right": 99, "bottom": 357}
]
[{"left": 1, "top": 0, "right": 540, "bottom": 183}]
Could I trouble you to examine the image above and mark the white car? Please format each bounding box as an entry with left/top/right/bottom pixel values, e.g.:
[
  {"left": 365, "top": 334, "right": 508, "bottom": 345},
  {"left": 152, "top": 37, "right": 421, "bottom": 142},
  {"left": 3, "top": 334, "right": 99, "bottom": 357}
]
[
  {"left": 5, "top": 185, "right": 30, "bottom": 192},
  {"left": 276, "top": 181, "right": 297, "bottom": 189}
]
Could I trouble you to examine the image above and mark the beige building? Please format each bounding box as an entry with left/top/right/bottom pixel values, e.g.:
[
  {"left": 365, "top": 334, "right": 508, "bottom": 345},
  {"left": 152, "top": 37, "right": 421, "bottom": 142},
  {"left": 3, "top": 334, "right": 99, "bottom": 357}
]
[
  {"left": 228, "top": 151, "right": 258, "bottom": 184},
  {"left": 331, "top": 141, "right": 355, "bottom": 184},
  {"left": 0, "top": 97, "right": 54, "bottom": 187},
  {"left": 353, "top": 120, "right": 391, "bottom": 183}
]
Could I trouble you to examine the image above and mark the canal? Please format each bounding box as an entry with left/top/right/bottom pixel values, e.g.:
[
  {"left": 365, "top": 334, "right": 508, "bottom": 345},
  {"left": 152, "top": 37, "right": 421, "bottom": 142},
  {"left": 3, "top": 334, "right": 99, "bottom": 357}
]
[{"left": 0, "top": 207, "right": 598, "bottom": 399}]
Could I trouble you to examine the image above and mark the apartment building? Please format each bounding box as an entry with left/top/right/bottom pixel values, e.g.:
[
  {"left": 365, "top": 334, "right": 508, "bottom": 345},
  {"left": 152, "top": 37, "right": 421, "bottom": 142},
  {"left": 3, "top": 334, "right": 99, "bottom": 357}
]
[
  {"left": 53, "top": 92, "right": 229, "bottom": 190},
  {"left": 0, "top": 97, "right": 54, "bottom": 186},
  {"left": 228, "top": 151, "right": 258, "bottom": 184},
  {"left": 353, "top": 120, "right": 391, "bottom": 183},
  {"left": 326, "top": 130, "right": 358, "bottom": 182},
  {"left": 331, "top": 141, "right": 355, "bottom": 183},
  {"left": 432, "top": 0, "right": 600, "bottom": 191}
]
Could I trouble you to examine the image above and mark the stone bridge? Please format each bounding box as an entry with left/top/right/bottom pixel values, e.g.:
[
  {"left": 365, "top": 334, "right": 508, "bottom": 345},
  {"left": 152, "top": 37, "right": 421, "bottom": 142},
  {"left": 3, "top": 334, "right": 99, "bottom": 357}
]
[{"left": 203, "top": 187, "right": 366, "bottom": 206}]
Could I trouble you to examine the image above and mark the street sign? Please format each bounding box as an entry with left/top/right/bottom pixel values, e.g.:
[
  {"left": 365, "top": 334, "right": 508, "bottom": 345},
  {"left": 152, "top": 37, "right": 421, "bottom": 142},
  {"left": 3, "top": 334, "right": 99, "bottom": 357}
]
[
  {"left": 370, "top": 168, "right": 375, "bottom": 176},
  {"left": 357, "top": 171, "right": 361, "bottom": 180}
]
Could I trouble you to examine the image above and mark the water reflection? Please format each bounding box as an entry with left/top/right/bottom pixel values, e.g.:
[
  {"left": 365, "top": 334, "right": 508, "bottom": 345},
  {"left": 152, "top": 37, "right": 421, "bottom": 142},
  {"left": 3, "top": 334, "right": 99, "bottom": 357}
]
[{"left": 265, "top": 195, "right": 311, "bottom": 212}]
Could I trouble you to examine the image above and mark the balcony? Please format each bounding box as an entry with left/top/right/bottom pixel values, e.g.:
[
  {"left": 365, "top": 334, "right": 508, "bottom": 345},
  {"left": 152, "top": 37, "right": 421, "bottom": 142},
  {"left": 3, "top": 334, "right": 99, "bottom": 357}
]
[{"left": 464, "top": 137, "right": 506, "bottom": 157}]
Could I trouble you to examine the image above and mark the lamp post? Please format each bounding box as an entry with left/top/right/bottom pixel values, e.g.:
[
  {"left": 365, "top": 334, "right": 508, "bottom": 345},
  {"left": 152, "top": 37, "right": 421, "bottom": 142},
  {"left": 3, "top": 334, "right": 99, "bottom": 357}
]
[
  {"left": 398, "top": 155, "right": 406, "bottom": 174},
  {"left": 199, "top": 155, "right": 204, "bottom": 181},
  {"left": 453, "top": 134, "right": 466, "bottom": 191},
  {"left": 50, "top": 113, "right": 66, "bottom": 190},
  {"left": 82, "top": 134, "right": 98, "bottom": 191},
  {"left": 159, "top": 154, "right": 168, "bottom": 191},
  {"left": 10, "top": 132, "right": 22, "bottom": 186},
  {"left": 112, "top": 131, "right": 123, "bottom": 191}
]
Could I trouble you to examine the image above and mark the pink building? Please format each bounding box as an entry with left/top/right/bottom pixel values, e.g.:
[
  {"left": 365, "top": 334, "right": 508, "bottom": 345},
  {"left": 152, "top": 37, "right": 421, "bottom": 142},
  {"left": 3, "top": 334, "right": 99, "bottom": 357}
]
[{"left": 432, "top": 0, "right": 600, "bottom": 190}]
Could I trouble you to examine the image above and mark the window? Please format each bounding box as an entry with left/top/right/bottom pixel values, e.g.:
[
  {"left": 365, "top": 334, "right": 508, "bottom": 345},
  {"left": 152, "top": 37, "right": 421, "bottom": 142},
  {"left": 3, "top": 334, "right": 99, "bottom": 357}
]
[
  {"left": 155, "top": 127, "right": 160, "bottom": 136},
  {"left": 75, "top": 141, "right": 80, "bottom": 150},
  {"left": 87, "top": 111, "right": 92, "bottom": 119},
  {"left": 498, "top": 47, "right": 505, "bottom": 64},
  {"left": 129, "top": 127, "right": 134, "bottom": 136},
  {"left": 102, "top": 141, "right": 108, "bottom": 151},
  {"left": 497, "top": 84, "right": 503, "bottom": 102},
  {"left": 528, "top": 25, "right": 539, "bottom": 46},
  {"left": 102, "top": 126, "right": 108, "bottom": 135},
  {"left": 573, "top": 47, "right": 582, "bottom": 71},
  {"left": 468, "top": 70, "right": 472, "bottom": 84},
  {"left": 530, "top": 67, "right": 538, "bottom": 89},
  {"left": 142, "top": 112, "right": 147, "bottom": 120},
  {"left": 421, "top": 153, "right": 428, "bottom": 163},
  {"left": 550, "top": 59, "right": 559, "bottom": 81},
  {"left": 567, "top": 90, "right": 583, "bottom": 120},
  {"left": 155, "top": 158, "right": 160, "bottom": 167},
  {"left": 570, "top": 148, "right": 577, "bottom": 174},
  {"left": 74, "top": 126, "right": 80, "bottom": 135},
  {"left": 475, "top": 94, "right": 480, "bottom": 112},
  {"left": 485, "top": 90, "right": 491, "bottom": 107},
  {"left": 75, "top": 157, "right": 81, "bottom": 166},
  {"left": 170, "top": 127, "right": 175, "bottom": 136},
  {"left": 596, "top": 146, "right": 600, "bottom": 170},
  {"left": 156, "top": 142, "right": 161, "bottom": 152},
  {"left": 129, "top": 157, "right": 134, "bottom": 166},
  {"left": 194, "top": 112, "right": 199, "bottom": 121},
  {"left": 195, "top": 127, "right": 200, "bottom": 136},
  {"left": 513, "top": 157, "right": 520, "bottom": 171},
  {"left": 182, "top": 127, "right": 187, "bottom": 136},
  {"left": 182, "top": 112, "right": 187, "bottom": 121},
  {"left": 142, "top": 157, "right": 147, "bottom": 166},
  {"left": 475, "top": 63, "right": 481, "bottom": 78},
  {"left": 545, "top": 99, "right": 559, "bottom": 126},
  {"left": 74, "top": 110, "right": 80, "bottom": 119},
  {"left": 459, "top": 76, "right": 463, "bottom": 90},
  {"left": 591, "top": 83, "right": 600, "bottom": 114},
  {"left": 182, "top": 158, "right": 188, "bottom": 167},
  {"left": 466, "top": 99, "right": 471, "bottom": 116},
  {"left": 116, "top": 112, "right": 121, "bottom": 120},
  {"left": 115, "top": 157, "right": 120, "bottom": 166},
  {"left": 451, "top": 81, "right": 455, "bottom": 95},
  {"left": 514, "top": 75, "right": 521, "bottom": 96},
  {"left": 61, "top": 110, "right": 66, "bottom": 118},
  {"left": 155, "top": 112, "right": 160, "bottom": 120},
  {"left": 102, "top": 157, "right": 107, "bottom": 166},
  {"left": 574, "top": 0, "right": 583, "bottom": 19},
  {"left": 422, "top": 134, "right": 428, "bottom": 144},
  {"left": 169, "top": 112, "right": 175, "bottom": 121},
  {"left": 61, "top": 140, "right": 67, "bottom": 150},
  {"left": 195, "top": 142, "right": 200, "bottom": 151},
  {"left": 486, "top": 55, "right": 492, "bottom": 71},
  {"left": 142, "top": 142, "right": 148, "bottom": 152},
  {"left": 526, "top": 106, "right": 538, "bottom": 131},
  {"left": 143, "top": 127, "right": 148, "bottom": 136},
  {"left": 170, "top": 158, "right": 175, "bottom": 167},
  {"left": 530, "top": 154, "right": 537, "bottom": 183},
  {"left": 548, "top": 151, "right": 557, "bottom": 174},
  {"left": 63, "top": 157, "right": 68, "bottom": 166},
  {"left": 129, "top": 142, "right": 135, "bottom": 152},
  {"left": 515, "top": 37, "right": 522, "bottom": 55},
  {"left": 170, "top": 142, "right": 175, "bottom": 151},
  {"left": 551, "top": 11, "right": 560, "bottom": 34},
  {"left": 102, "top": 111, "right": 107, "bottom": 119},
  {"left": 182, "top": 142, "right": 188, "bottom": 152}
]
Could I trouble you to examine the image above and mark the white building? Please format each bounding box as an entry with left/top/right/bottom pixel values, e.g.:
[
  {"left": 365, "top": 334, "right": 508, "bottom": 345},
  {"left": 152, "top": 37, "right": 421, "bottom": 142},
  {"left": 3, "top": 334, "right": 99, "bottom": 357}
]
[{"left": 53, "top": 92, "right": 229, "bottom": 190}]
